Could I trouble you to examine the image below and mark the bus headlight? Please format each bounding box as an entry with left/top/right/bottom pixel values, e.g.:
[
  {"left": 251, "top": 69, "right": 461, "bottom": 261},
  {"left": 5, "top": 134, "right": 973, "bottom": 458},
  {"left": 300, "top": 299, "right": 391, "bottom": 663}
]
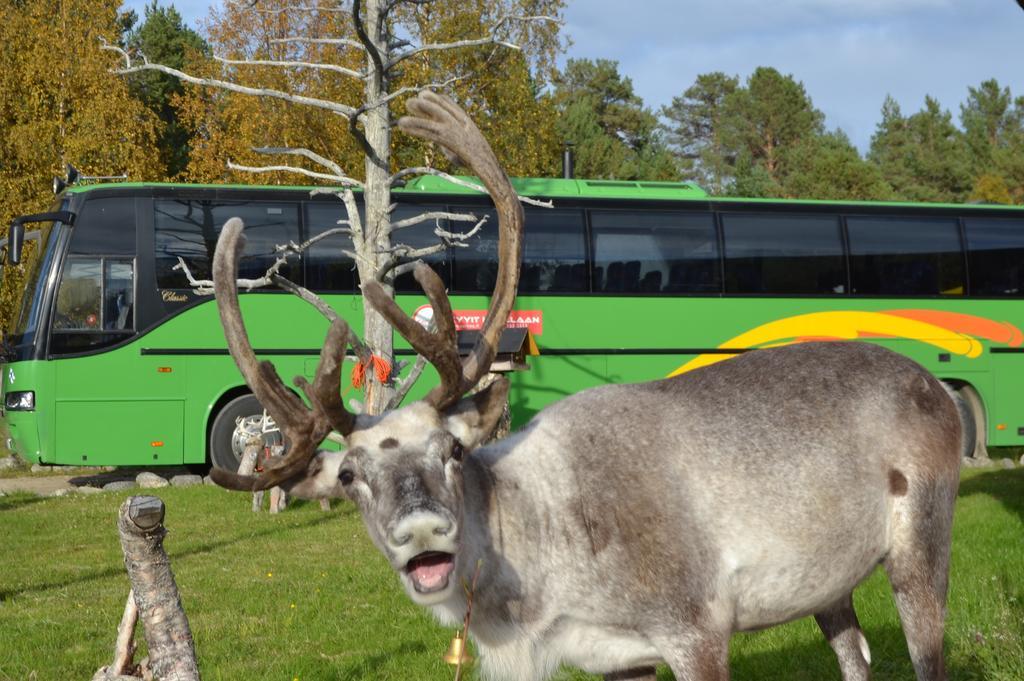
[{"left": 5, "top": 391, "right": 35, "bottom": 411}]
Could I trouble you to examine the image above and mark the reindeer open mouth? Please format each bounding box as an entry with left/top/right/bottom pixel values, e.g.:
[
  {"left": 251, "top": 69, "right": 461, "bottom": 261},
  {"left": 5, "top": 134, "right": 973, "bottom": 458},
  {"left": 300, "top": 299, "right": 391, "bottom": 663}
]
[{"left": 405, "top": 551, "right": 456, "bottom": 593}]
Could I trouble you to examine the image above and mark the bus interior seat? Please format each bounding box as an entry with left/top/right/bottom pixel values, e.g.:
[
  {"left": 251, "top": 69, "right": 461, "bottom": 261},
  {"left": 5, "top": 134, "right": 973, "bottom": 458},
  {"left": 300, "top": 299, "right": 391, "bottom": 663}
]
[
  {"left": 474, "top": 261, "right": 497, "bottom": 290},
  {"left": 624, "top": 261, "right": 642, "bottom": 292},
  {"left": 519, "top": 264, "right": 541, "bottom": 291},
  {"left": 640, "top": 270, "right": 662, "bottom": 292},
  {"left": 570, "top": 263, "right": 587, "bottom": 290},
  {"left": 665, "top": 263, "right": 687, "bottom": 292},
  {"left": 605, "top": 261, "right": 625, "bottom": 291},
  {"left": 553, "top": 264, "right": 573, "bottom": 290}
]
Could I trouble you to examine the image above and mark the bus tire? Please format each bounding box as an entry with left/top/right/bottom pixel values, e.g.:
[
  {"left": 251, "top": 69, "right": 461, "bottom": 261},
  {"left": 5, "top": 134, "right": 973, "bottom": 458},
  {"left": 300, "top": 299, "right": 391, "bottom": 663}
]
[
  {"left": 951, "top": 383, "right": 988, "bottom": 460},
  {"left": 209, "top": 394, "right": 283, "bottom": 471}
]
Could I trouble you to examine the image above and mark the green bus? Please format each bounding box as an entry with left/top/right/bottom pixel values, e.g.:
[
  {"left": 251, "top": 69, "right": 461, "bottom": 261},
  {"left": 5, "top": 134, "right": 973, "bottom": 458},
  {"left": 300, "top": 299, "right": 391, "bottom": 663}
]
[{"left": 3, "top": 176, "right": 1024, "bottom": 469}]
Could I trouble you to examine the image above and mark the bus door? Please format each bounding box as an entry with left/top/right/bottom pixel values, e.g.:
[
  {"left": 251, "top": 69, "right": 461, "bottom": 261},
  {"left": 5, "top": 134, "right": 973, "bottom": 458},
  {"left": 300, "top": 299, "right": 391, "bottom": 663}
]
[{"left": 49, "top": 197, "right": 186, "bottom": 466}]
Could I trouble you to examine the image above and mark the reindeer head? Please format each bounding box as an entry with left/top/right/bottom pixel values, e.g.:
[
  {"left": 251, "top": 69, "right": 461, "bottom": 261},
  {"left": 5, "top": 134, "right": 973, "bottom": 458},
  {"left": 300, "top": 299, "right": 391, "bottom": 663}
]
[{"left": 209, "top": 91, "right": 522, "bottom": 605}]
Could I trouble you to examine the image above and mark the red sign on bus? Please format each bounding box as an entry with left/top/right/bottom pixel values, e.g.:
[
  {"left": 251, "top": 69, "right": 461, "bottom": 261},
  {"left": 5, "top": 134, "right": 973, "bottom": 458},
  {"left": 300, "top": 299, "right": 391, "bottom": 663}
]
[{"left": 414, "top": 305, "right": 543, "bottom": 335}]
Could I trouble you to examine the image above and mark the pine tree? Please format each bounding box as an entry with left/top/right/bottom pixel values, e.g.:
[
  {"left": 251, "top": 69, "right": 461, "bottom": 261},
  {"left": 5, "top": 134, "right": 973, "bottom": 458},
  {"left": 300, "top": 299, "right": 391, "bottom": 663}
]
[
  {"left": 124, "top": 1, "right": 209, "bottom": 178},
  {"left": 869, "top": 96, "right": 971, "bottom": 202},
  {"left": 661, "top": 71, "right": 738, "bottom": 193},
  {"left": 551, "top": 58, "right": 677, "bottom": 180},
  {"left": 721, "top": 67, "right": 824, "bottom": 188},
  {"left": 960, "top": 80, "right": 1024, "bottom": 203},
  {"left": 783, "top": 131, "right": 893, "bottom": 201}
]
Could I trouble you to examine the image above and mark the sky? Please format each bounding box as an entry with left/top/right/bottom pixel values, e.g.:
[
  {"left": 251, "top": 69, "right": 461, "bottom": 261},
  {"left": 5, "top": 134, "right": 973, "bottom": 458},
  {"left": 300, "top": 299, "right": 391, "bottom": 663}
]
[{"left": 122, "top": 0, "right": 1024, "bottom": 152}]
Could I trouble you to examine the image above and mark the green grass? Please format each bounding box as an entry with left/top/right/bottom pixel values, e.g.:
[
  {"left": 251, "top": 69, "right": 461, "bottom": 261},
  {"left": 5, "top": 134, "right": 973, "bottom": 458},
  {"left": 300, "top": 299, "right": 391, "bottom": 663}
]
[{"left": 1, "top": 469, "right": 1021, "bottom": 681}]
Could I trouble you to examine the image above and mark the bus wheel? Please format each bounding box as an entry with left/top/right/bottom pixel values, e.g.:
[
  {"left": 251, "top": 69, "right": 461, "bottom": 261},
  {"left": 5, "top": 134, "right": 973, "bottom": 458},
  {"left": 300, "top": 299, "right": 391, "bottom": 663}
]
[
  {"left": 951, "top": 384, "right": 988, "bottom": 460},
  {"left": 209, "top": 394, "right": 284, "bottom": 471}
]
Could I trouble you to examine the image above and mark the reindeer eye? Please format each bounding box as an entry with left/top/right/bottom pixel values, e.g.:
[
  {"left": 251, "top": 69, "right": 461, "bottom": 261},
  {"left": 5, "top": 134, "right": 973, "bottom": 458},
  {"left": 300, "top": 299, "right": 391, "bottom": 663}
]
[
  {"left": 450, "top": 440, "right": 465, "bottom": 463},
  {"left": 338, "top": 469, "right": 355, "bottom": 486}
]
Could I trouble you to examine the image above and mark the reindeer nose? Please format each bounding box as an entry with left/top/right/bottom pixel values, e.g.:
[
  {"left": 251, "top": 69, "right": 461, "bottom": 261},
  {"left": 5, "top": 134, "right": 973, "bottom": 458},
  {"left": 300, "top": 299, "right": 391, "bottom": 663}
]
[{"left": 389, "top": 511, "right": 453, "bottom": 547}]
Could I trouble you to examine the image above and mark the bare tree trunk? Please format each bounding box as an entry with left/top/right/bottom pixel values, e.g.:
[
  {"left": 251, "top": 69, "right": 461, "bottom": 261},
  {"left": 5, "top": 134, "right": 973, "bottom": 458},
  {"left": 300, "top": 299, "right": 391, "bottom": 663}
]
[
  {"left": 359, "top": 0, "right": 396, "bottom": 416},
  {"left": 116, "top": 496, "right": 200, "bottom": 681}
]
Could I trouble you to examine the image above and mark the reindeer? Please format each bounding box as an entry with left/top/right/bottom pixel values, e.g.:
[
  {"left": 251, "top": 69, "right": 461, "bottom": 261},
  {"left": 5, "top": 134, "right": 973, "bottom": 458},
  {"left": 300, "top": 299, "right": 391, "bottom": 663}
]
[{"left": 211, "top": 91, "right": 961, "bottom": 681}]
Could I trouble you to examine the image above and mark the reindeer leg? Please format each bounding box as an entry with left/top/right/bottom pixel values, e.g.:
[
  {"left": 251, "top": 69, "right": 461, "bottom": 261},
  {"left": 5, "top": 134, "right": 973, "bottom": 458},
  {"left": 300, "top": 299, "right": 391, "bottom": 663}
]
[
  {"left": 883, "top": 481, "right": 956, "bottom": 681},
  {"left": 604, "top": 666, "right": 657, "bottom": 681},
  {"left": 814, "top": 593, "right": 871, "bottom": 681}
]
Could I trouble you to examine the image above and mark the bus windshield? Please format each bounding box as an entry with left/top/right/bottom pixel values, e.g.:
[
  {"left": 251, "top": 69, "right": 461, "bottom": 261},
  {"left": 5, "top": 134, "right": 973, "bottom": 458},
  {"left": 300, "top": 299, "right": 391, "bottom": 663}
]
[{"left": 9, "top": 218, "right": 63, "bottom": 352}]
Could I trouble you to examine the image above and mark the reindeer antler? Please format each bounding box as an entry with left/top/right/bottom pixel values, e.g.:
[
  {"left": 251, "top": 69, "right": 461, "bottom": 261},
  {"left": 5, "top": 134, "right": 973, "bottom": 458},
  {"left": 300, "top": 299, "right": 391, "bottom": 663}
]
[
  {"left": 363, "top": 90, "right": 524, "bottom": 410},
  {"left": 211, "top": 218, "right": 356, "bottom": 492},
  {"left": 211, "top": 91, "right": 522, "bottom": 491}
]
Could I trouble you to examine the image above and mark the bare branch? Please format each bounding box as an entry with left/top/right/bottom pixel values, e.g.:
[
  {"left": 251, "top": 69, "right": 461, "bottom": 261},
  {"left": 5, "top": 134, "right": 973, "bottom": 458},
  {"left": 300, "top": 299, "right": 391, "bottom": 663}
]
[
  {"left": 389, "top": 259, "right": 422, "bottom": 278},
  {"left": 432, "top": 215, "right": 487, "bottom": 242},
  {"left": 387, "top": 353, "right": 428, "bottom": 409},
  {"left": 227, "top": 160, "right": 359, "bottom": 185},
  {"left": 371, "top": 74, "right": 465, "bottom": 110},
  {"left": 269, "top": 36, "right": 365, "bottom": 51},
  {"left": 253, "top": 4, "right": 353, "bottom": 14},
  {"left": 385, "top": 15, "right": 559, "bottom": 70},
  {"left": 389, "top": 210, "right": 479, "bottom": 231},
  {"left": 173, "top": 255, "right": 292, "bottom": 294},
  {"left": 214, "top": 55, "right": 364, "bottom": 80},
  {"left": 352, "top": 0, "right": 385, "bottom": 78},
  {"left": 389, "top": 36, "right": 518, "bottom": 68},
  {"left": 390, "top": 167, "right": 554, "bottom": 208},
  {"left": 347, "top": 108, "right": 380, "bottom": 165},
  {"left": 385, "top": 241, "right": 449, "bottom": 260},
  {"left": 253, "top": 146, "right": 359, "bottom": 182},
  {"left": 280, "top": 226, "right": 353, "bottom": 253},
  {"left": 110, "top": 590, "right": 138, "bottom": 675},
  {"left": 101, "top": 41, "right": 357, "bottom": 119}
]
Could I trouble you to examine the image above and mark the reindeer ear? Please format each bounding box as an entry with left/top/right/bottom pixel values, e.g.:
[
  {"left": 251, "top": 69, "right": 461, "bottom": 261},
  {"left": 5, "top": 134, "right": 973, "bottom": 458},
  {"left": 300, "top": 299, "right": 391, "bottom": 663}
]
[{"left": 443, "top": 377, "right": 510, "bottom": 451}]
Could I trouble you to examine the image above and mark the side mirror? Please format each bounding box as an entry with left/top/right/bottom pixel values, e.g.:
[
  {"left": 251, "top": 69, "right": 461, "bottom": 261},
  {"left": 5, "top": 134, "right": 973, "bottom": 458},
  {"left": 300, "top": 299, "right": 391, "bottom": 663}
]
[{"left": 8, "top": 222, "right": 24, "bottom": 265}]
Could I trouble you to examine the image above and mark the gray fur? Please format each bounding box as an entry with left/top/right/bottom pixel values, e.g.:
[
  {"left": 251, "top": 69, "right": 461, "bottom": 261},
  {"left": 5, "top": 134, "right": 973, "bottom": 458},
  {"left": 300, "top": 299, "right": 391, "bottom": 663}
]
[{"left": 290, "top": 341, "right": 961, "bottom": 681}]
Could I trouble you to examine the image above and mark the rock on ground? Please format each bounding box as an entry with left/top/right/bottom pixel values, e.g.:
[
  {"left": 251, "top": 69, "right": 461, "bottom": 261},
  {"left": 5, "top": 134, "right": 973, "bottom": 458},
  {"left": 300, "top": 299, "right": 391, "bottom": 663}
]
[
  {"left": 136, "top": 472, "right": 169, "bottom": 488},
  {"left": 0, "top": 455, "right": 24, "bottom": 470},
  {"left": 103, "top": 480, "right": 136, "bottom": 492},
  {"left": 170, "top": 474, "right": 203, "bottom": 487}
]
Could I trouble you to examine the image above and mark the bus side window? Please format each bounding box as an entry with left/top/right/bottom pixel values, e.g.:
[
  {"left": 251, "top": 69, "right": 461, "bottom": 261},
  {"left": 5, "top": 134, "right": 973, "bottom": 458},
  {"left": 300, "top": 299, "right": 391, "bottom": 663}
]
[
  {"left": 154, "top": 199, "right": 301, "bottom": 289},
  {"left": 305, "top": 201, "right": 360, "bottom": 292},
  {"left": 721, "top": 213, "right": 845, "bottom": 295},
  {"left": 964, "top": 218, "right": 1024, "bottom": 296},
  {"left": 591, "top": 210, "right": 719, "bottom": 294},
  {"left": 451, "top": 207, "right": 586, "bottom": 294},
  {"left": 848, "top": 217, "right": 964, "bottom": 296}
]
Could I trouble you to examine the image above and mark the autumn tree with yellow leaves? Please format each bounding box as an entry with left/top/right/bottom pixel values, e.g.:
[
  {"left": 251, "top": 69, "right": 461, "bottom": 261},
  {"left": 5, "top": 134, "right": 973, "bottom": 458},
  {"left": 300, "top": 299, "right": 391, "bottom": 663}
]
[
  {"left": 176, "top": 0, "right": 564, "bottom": 184},
  {"left": 0, "top": 0, "right": 161, "bottom": 328}
]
